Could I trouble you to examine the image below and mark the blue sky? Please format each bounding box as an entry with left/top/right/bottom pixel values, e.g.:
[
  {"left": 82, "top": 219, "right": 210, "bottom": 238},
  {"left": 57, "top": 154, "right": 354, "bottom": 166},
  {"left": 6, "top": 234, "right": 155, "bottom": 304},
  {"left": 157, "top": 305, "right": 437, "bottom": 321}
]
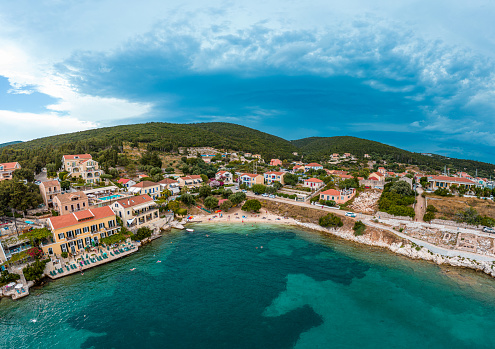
[{"left": 1, "top": 1, "right": 495, "bottom": 163}]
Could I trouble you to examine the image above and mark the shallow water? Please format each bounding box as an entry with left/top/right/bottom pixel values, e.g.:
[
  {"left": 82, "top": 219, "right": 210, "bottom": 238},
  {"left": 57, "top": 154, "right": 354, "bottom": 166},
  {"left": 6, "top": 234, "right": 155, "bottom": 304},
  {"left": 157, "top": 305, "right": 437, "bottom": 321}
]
[{"left": 2, "top": 223, "right": 495, "bottom": 349}]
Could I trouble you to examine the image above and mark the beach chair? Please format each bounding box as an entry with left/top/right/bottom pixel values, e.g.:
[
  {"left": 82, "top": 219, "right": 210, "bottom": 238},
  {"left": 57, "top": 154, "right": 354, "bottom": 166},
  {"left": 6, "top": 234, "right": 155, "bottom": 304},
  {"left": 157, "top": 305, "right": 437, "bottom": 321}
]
[
  {"left": 72, "top": 264, "right": 77, "bottom": 269},
  {"left": 65, "top": 266, "right": 70, "bottom": 271},
  {"left": 110, "top": 252, "right": 114, "bottom": 256},
  {"left": 58, "top": 268, "right": 63, "bottom": 273},
  {"left": 91, "top": 258, "right": 96, "bottom": 263}
]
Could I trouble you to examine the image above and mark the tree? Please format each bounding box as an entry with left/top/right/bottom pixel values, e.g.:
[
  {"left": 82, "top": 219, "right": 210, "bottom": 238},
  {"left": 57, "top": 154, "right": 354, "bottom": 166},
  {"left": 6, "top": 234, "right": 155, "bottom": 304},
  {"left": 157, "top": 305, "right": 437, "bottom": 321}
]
[
  {"left": 353, "top": 220, "right": 366, "bottom": 236},
  {"left": 222, "top": 189, "right": 233, "bottom": 199},
  {"left": 419, "top": 177, "right": 428, "bottom": 188},
  {"left": 251, "top": 184, "right": 266, "bottom": 194},
  {"left": 318, "top": 213, "right": 343, "bottom": 228},
  {"left": 273, "top": 181, "right": 283, "bottom": 190},
  {"left": 389, "top": 180, "right": 413, "bottom": 196},
  {"left": 13, "top": 168, "right": 34, "bottom": 182},
  {"left": 135, "top": 226, "right": 153, "bottom": 240},
  {"left": 179, "top": 193, "right": 196, "bottom": 206},
  {"left": 199, "top": 185, "right": 212, "bottom": 198},
  {"left": 204, "top": 196, "right": 219, "bottom": 210},
  {"left": 426, "top": 205, "right": 437, "bottom": 213},
  {"left": 242, "top": 199, "right": 262, "bottom": 212},
  {"left": 167, "top": 200, "right": 180, "bottom": 213},
  {"left": 23, "top": 259, "right": 49, "bottom": 282},
  {"left": 200, "top": 174, "right": 209, "bottom": 183},
  {"left": 20, "top": 228, "right": 52, "bottom": 247},
  {"left": 60, "top": 180, "right": 71, "bottom": 191},
  {"left": 423, "top": 211, "right": 435, "bottom": 222},
  {"left": 220, "top": 199, "right": 232, "bottom": 212},
  {"left": 140, "top": 152, "right": 162, "bottom": 168},
  {"left": 26, "top": 247, "right": 44, "bottom": 260},
  {"left": 284, "top": 173, "right": 298, "bottom": 186},
  {"left": 229, "top": 192, "right": 246, "bottom": 206}
]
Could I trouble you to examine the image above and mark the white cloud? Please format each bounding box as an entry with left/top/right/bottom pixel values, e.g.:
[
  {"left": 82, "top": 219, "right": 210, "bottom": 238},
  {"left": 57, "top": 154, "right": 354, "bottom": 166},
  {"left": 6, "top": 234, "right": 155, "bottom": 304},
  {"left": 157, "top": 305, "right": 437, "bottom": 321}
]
[{"left": 0, "top": 110, "right": 97, "bottom": 142}]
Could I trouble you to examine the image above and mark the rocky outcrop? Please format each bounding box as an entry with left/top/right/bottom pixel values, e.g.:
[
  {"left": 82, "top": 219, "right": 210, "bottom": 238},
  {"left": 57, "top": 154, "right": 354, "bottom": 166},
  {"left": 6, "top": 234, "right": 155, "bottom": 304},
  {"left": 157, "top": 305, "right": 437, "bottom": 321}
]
[{"left": 293, "top": 221, "right": 495, "bottom": 278}]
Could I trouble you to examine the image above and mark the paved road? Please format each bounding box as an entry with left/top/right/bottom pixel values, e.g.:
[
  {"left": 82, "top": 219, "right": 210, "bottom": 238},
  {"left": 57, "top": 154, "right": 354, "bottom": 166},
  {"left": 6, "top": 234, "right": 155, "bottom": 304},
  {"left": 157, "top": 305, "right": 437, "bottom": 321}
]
[{"left": 248, "top": 192, "right": 495, "bottom": 262}]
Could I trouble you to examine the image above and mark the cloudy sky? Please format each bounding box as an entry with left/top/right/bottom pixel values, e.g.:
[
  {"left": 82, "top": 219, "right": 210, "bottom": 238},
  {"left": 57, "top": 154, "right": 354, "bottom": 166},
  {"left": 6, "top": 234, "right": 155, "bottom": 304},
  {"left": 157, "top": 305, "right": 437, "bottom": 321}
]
[{"left": 1, "top": 0, "right": 495, "bottom": 162}]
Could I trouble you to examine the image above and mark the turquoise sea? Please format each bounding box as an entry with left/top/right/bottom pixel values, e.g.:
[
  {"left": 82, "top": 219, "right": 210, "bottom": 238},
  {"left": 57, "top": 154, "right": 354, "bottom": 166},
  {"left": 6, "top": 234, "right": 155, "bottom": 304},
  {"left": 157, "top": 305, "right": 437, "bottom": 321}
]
[{"left": 2, "top": 223, "right": 495, "bottom": 349}]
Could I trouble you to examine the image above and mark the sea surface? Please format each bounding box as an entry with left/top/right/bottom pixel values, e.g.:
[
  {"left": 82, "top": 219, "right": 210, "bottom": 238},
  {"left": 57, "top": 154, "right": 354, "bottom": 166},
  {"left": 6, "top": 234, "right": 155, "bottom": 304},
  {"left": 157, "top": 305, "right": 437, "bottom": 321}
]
[{"left": 2, "top": 223, "right": 495, "bottom": 349}]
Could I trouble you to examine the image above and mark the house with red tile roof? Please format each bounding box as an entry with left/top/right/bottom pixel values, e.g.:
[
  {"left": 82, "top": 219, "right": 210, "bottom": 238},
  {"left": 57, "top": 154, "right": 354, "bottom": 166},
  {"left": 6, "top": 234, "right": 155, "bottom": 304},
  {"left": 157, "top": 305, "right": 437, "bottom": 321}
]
[
  {"left": 239, "top": 173, "right": 264, "bottom": 187},
  {"left": 426, "top": 175, "right": 476, "bottom": 191},
  {"left": 62, "top": 154, "right": 102, "bottom": 184},
  {"left": 112, "top": 194, "right": 159, "bottom": 230},
  {"left": 39, "top": 180, "right": 61, "bottom": 208},
  {"left": 264, "top": 171, "right": 285, "bottom": 185},
  {"left": 128, "top": 181, "right": 161, "bottom": 199},
  {"left": 270, "top": 159, "right": 282, "bottom": 167},
  {"left": 118, "top": 178, "right": 136, "bottom": 188},
  {"left": 303, "top": 178, "right": 324, "bottom": 190},
  {"left": 320, "top": 188, "right": 356, "bottom": 204},
  {"left": 178, "top": 175, "right": 203, "bottom": 189},
  {"left": 0, "top": 162, "right": 21, "bottom": 181},
  {"left": 215, "top": 170, "right": 233, "bottom": 183}
]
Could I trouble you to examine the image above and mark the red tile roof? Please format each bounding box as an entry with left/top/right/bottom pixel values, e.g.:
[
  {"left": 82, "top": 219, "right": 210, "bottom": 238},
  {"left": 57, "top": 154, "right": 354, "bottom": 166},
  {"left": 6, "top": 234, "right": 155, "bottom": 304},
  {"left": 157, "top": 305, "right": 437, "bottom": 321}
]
[
  {"left": 159, "top": 178, "right": 178, "bottom": 184},
  {"left": 49, "top": 206, "right": 114, "bottom": 230},
  {"left": 180, "top": 175, "right": 203, "bottom": 180},
  {"left": 428, "top": 176, "right": 475, "bottom": 184},
  {"left": 0, "top": 162, "right": 20, "bottom": 170},
  {"left": 40, "top": 180, "right": 60, "bottom": 188},
  {"left": 118, "top": 178, "right": 131, "bottom": 184},
  {"left": 306, "top": 163, "right": 323, "bottom": 167},
  {"left": 321, "top": 189, "right": 341, "bottom": 196},
  {"left": 305, "top": 178, "right": 323, "bottom": 183},
  {"left": 241, "top": 173, "right": 261, "bottom": 178},
  {"left": 63, "top": 154, "right": 92, "bottom": 160},
  {"left": 116, "top": 195, "right": 154, "bottom": 208},
  {"left": 264, "top": 171, "right": 284, "bottom": 175},
  {"left": 131, "top": 181, "right": 159, "bottom": 188}
]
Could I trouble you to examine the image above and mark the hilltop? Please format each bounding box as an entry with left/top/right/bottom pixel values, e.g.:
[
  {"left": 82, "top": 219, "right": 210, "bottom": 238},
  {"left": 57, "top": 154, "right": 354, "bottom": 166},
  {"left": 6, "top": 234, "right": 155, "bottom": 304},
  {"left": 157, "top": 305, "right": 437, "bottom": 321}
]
[
  {"left": 1, "top": 122, "right": 494, "bottom": 177},
  {"left": 0, "top": 141, "right": 22, "bottom": 148}
]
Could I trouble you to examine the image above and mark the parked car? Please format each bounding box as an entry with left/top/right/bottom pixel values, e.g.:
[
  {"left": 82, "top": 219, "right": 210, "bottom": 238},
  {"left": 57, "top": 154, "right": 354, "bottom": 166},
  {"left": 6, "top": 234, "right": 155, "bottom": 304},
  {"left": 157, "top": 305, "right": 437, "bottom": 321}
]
[
  {"left": 345, "top": 212, "right": 357, "bottom": 217},
  {"left": 262, "top": 193, "right": 269, "bottom": 197},
  {"left": 483, "top": 227, "right": 495, "bottom": 233},
  {"left": 269, "top": 195, "right": 276, "bottom": 198},
  {"left": 241, "top": 190, "right": 247, "bottom": 193}
]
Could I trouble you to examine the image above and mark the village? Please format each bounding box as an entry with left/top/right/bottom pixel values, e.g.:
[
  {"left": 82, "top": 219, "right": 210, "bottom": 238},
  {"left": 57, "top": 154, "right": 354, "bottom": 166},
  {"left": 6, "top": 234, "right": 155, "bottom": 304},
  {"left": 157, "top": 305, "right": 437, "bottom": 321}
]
[{"left": 1, "top": 145, "right": 495, "bottom": 300}]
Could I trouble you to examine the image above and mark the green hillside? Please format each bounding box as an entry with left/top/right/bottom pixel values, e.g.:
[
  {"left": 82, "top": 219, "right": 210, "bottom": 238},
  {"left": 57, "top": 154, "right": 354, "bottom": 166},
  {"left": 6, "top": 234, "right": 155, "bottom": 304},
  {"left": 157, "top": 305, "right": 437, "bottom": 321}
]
[
  {"left": 292, "top": 136, "right": 495, "bottom": 177},
  {"left": 0, "top": 122, "right": 493, "bottom": 178},
  {"left": 0, "top": 141, "right": 22, "bottom": 148}
]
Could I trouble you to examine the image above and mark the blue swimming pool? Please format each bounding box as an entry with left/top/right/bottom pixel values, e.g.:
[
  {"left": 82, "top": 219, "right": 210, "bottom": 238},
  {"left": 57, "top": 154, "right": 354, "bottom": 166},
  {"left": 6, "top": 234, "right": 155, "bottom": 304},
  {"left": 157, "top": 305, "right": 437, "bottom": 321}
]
[{"left": 98, "top": 194, "right": 123, "bottom": 201}]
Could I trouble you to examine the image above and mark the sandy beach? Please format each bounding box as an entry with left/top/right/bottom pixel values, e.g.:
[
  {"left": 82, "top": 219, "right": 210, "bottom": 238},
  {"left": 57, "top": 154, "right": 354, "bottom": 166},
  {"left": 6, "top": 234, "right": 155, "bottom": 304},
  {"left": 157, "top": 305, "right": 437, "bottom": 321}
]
[{"left": 186, "top": 207, "right": 299, "bottom": 226}]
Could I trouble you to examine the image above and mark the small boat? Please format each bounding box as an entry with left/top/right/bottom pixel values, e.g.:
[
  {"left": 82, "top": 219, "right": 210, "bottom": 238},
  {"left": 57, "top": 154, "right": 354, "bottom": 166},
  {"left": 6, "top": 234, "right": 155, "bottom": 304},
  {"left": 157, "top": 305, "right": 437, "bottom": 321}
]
[{"left": 186, "top": 228, "right": 194, "bottom": 232}]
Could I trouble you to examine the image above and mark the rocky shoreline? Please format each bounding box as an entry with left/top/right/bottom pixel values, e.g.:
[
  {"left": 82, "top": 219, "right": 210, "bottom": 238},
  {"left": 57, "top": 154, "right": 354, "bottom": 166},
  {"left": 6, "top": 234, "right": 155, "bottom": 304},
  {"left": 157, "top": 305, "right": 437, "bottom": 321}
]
[{"left": 293, "top": 221, "right": 495, "bottom": 279}]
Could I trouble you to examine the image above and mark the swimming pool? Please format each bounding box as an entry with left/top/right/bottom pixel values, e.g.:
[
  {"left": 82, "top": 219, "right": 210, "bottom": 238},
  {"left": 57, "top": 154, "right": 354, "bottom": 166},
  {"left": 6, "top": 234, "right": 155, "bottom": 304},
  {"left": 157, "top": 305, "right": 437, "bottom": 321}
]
[{"left": 98, "top": 194, "right": 123, "bottom": 201}]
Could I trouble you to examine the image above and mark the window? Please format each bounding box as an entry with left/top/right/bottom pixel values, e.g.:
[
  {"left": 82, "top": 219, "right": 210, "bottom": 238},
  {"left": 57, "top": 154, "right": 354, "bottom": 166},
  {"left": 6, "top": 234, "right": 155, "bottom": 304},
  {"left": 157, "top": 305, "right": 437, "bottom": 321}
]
[
  {"left": 83, "top": 202, "right": 86, "bottom": 207},
  {"left": 91, "top": 224, "right": 97, "bottom": 232},
  {"left": 127, "top": 211, "right": 130, "bottom": 215},
  {"left": 99, "top": 222, "right": 105, "bottom": 230},
  {"left": 83, "top": 226, "right": 89, "bottom": 233},
  {"left": 65, "top": 206, "right": 68, "bottom": 211},
  {"left": 66, "top": 230, "right": 74, "bottom": 238},
  {"left": 85, "top": 237, "right": 91, "bottom": 246},
  {"left": 61, "top": 243, "right": 67, "bottom": 252},
  {"left": 100, "top": 232, "right": 106, "bottom": 239},
  {"left": 58, "top": 232, "right": 65, "bottom": 240},
  {"left": 75, "top": 228, "right": 81, "bottom": 235},
  {"left": 77, "top": 239, "right": 83, "bottom": 249},
  {"left": 108, "top": 220, "right": 115, "bottom": 228}
]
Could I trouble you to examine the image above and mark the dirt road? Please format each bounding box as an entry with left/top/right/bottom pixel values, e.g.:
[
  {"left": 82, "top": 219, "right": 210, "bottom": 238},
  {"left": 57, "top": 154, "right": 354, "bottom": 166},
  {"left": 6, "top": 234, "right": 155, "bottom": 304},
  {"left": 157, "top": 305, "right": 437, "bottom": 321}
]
[{"left": 415, "top": 186, "right": 426, "bottom": 222}]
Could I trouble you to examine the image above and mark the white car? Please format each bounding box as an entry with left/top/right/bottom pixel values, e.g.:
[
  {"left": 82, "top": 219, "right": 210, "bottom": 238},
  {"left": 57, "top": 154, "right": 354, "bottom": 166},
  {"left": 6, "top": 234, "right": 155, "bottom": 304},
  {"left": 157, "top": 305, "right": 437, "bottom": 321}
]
[
  {"left": 269, "top": 195, "right": 276, "bottom": 198},
  {"left": 483, "top": 227, "right": 495, "bottom": 233},
  {"left": 345, "top": 212, "right": 357, "bottom": 218}
]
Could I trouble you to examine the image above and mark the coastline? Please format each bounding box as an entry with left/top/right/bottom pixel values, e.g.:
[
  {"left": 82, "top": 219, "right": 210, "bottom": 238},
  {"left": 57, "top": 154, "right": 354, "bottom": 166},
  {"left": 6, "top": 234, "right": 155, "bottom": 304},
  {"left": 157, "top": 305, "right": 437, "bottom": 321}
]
[{"left": 189, "top": 209, "right": 495, "bottom": 279}]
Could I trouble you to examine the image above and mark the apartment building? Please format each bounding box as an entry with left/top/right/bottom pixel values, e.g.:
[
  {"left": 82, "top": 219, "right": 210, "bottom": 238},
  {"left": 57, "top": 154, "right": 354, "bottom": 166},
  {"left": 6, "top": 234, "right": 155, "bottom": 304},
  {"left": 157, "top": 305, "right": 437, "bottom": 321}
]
[
  {"left": 112, "top": 195, "right": 159, "bottom": 230},
  {"left": 53, "top": 191, "right": 89, "bottom": 215},
  {"left": 0, "top": 162, "right": 21, "bottom": 181},
  {"left": 39, "top": 180, "right": 62, "bottom": 208},
  {"left": 128, "top": 181, "right": 161, "bottom": 200},
  {"left": 62, "top": 154, "right": 103, "bottom": 184},
  {"left": 41, "top": 206, "right": 119, "bottom": 256},
  {"left": 239, "top": 173, "right": 264, "bottom": 187},
  {"left": 263, "top": 171, "right": 285, "bottom": 185}
]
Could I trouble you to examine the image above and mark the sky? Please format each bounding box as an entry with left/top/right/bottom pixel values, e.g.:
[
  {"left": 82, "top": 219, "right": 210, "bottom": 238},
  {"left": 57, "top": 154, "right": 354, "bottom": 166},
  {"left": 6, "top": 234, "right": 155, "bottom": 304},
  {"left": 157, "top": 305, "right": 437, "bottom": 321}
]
[{"left": 1, "top": 1, "right": 495, "bottom": 163}]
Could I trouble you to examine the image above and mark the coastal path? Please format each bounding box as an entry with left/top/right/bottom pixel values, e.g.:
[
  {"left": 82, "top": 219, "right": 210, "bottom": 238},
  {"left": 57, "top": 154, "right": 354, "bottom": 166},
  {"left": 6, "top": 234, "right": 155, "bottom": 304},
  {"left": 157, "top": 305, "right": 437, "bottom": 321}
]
[
  {"left": 247, "top": 193, "right": 495, "bottom": 263},
  {"left": 414, "top": 187, "right": 426, "bottom": 222}
]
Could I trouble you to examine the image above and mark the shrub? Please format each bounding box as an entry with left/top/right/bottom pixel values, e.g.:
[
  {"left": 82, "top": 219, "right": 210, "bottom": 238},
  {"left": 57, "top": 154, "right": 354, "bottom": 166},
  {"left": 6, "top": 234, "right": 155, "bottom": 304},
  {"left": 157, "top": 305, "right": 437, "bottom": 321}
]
[
  {"left": 318, "top": 213, "right": 343, "bottom": 228},
  {"left": 61, "top": 252, "right": 68, "bottom": 258},
  {"left": 23, "top": 259, "right": 49, "bottom": 282},
  {"left": 204, "top": 196, "right": 219, "bottom": 210},
  {"left": 179, "top": 193, "right": 196, "bottom": 206},
  {"left": 423, "top": 211, "right": 435, "bottom": 222},
  {"left": 319, "top": 199, "right": 336, "bottom": 207},
  {"left": 242, "top": 199, "right": 262, "bottom": 212},
  {"left": 176, "top": 208, "right": 188, "bottom": 216},
  {"left": 353, "top": 221, "right": 366, "bottom": 236},
  {"left": 220, "top": 199, "right": 232, "bottom": 212},
  {"left": 135, "top": 227, "right": 153, "bottom": 241},
  {"left": 434, "top": 188, "right": 453, "bottom": 197},
  {"left": 0, "top": 270, "right": 20, "bottom": 286},
  {"left": 426, "top": 205, "right": 438, "bottom": 213}
]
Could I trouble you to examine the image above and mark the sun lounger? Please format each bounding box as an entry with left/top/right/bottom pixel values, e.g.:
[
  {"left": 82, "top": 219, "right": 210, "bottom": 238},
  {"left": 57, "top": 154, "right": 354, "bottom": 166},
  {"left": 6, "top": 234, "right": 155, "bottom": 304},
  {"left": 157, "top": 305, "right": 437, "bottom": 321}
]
[
  {"left": 91, "top": 258, "right": 96, "bottom": 263},
  {"left": 110, "top": 252, "right": 114, "bottom": 256},
  {"left": 58, "top": 268, "right": 63, "bottom": 273},
  {"left": 65, "top": 266, "right": 70, "bottom": 271}
]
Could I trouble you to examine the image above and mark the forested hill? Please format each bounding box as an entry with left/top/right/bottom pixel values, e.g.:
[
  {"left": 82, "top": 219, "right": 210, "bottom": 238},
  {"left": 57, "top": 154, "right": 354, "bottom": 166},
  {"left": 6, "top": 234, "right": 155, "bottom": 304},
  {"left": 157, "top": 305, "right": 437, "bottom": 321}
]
[
  {"left": 292, "top": 136, "right": 495, "bottom": 177},
  {"left": 0, "top": 141, "right": 22, "bottom": 148},
  {"left": 0, "top": 122, "right": 493, "bottom": 177}
]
